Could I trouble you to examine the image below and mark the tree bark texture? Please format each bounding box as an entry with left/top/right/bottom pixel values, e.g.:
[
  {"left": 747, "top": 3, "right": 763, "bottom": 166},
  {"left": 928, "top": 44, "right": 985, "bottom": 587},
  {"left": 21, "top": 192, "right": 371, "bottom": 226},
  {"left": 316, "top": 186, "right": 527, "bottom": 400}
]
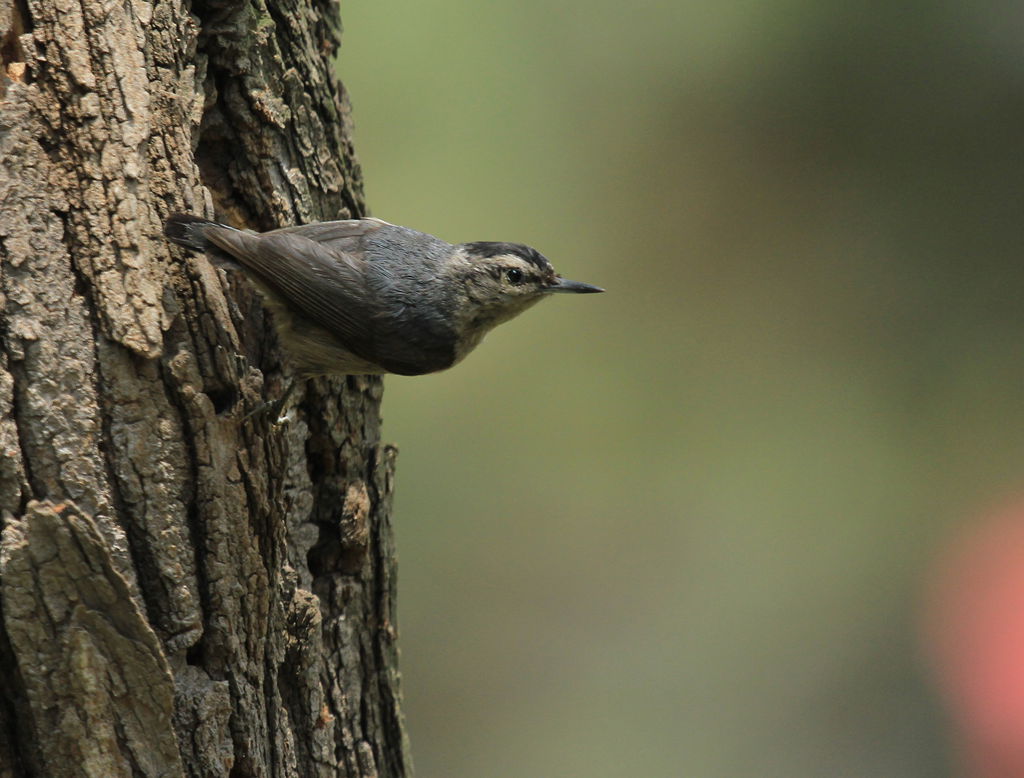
[{"left": 0, "top": 0, "right": 411, "bottom": 773}]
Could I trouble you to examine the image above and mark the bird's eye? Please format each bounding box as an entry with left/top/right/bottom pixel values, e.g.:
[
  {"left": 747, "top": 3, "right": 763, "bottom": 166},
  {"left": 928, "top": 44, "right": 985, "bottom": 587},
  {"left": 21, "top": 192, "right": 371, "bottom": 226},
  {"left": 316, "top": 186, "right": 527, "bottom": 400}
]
[{"left": 505, "top": 268, "right": 524, "bottom": 285}]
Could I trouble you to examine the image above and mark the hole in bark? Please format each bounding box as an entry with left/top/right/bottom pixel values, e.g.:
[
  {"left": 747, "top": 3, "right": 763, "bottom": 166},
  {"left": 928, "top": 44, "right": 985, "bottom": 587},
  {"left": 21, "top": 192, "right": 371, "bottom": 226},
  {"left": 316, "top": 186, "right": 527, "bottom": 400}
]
[
  {"left": 228, "top": 763, "right": 257, "bottom": 778},
  {"left": 185, "top": 642, "right": 204, "bottom": 666},
  {"left": 206, "top": 385, "right": 236, "bottom": 415},
  {"left": 307, "top": 533, "right": 365, "bottom": 577}
]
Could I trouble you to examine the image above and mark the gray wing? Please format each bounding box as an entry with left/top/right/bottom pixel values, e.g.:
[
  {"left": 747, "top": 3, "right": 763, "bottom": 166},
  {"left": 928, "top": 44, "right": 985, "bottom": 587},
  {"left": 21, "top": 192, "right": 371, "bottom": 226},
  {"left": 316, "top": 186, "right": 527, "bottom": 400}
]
[
  {"left": 203, "top": 221, "right": 456, "bottom": 375},
  {"left": 262, "top": 218, "right": 393, "bottom": 251}
]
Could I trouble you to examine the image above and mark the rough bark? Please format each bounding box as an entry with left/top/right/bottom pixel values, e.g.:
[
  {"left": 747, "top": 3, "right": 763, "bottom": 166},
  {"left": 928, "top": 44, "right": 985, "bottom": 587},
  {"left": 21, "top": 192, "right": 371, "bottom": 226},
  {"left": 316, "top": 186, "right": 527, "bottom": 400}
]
[{"left": 0, "top": 0, "right": 411, "bottom": 773}]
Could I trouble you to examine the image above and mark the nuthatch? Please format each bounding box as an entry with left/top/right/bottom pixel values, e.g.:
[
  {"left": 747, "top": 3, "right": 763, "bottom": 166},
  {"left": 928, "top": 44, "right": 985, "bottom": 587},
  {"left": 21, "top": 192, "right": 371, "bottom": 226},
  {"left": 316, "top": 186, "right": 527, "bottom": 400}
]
[{"left": 164, "top": 213, "right": 603, "bottom": 414}]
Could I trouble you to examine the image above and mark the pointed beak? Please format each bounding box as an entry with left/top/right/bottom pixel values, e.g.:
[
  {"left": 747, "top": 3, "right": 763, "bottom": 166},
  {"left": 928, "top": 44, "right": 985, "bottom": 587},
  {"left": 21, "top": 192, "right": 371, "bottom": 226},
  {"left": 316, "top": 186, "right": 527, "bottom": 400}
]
[{"left": 546, "top": 277, "right": 605, "bottom": 294}]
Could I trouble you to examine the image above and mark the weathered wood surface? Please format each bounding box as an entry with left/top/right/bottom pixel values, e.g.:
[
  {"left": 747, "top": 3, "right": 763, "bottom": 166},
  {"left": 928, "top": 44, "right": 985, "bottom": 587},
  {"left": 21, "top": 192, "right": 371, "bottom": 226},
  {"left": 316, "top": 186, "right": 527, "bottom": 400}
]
[{"left": 0, "top": 0, "right": 410, "bottom": 772}]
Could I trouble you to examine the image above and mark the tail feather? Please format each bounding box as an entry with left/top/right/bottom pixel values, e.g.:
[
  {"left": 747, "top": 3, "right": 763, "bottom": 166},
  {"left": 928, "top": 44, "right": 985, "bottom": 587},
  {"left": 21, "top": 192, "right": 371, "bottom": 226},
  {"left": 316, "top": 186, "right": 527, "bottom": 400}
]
[{"left": 164, "top": 212, "right": 221, "bottom": 252}]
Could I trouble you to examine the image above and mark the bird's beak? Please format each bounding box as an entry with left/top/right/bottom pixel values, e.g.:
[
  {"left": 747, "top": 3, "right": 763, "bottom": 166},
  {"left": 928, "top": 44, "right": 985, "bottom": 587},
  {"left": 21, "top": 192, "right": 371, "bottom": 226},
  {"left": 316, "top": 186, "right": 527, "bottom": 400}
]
[{"left": 546, "top": 277, "right": 605, "bottom": 294}]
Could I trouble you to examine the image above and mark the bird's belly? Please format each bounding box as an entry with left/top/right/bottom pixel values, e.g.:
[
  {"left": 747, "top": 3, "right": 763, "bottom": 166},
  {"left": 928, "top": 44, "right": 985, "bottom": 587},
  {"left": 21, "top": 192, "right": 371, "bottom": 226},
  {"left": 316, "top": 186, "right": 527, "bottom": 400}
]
[{"left": 277, "top": 316, "right": 387, "bottom": 376}]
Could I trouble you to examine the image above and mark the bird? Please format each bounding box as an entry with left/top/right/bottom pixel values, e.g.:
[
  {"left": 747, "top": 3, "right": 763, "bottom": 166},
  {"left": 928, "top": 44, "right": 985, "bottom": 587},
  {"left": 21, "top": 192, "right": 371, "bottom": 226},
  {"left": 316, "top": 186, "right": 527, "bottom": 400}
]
[{"left": 164, "top": 213, "right": 603, "bottom": 417}]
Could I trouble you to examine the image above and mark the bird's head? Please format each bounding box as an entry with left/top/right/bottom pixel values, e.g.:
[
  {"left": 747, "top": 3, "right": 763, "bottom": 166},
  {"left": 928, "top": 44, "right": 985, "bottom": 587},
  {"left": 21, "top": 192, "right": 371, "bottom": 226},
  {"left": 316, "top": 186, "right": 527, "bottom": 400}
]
[{"left": 455, "top": 241, "right": 603, "bottom": 329}]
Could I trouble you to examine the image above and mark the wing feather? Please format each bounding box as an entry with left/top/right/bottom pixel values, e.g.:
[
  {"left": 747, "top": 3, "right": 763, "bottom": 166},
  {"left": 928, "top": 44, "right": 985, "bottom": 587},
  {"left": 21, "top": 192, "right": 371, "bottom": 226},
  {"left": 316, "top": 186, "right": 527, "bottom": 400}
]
[
  {"left": 204, "top": 226, "right": 380, "bottom": 365},
  {"left": 202, "top": 221, "right": 456, "bottom": 375},
  {"left": 262, "top": 218, "right": 391, "bottom": 249}
]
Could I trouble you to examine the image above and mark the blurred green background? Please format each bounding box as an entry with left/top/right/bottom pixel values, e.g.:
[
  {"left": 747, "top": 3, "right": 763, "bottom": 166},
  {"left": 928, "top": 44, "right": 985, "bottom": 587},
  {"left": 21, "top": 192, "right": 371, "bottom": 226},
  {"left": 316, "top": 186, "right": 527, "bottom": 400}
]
[{"left": 338, "top": 2, "right": 1024, "bottom": 775}]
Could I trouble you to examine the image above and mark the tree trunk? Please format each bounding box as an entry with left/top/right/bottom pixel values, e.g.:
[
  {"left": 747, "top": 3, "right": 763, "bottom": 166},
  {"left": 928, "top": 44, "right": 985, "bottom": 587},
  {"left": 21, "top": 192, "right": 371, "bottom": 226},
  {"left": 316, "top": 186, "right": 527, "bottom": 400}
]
[{"left": 0, "top": 0, "right": 411, "bottom": 774}]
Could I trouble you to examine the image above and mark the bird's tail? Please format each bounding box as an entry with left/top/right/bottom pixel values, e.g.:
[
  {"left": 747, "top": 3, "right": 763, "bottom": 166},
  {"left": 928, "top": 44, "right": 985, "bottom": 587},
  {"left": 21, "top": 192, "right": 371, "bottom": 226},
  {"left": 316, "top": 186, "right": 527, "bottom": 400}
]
[{"left": 164, "top": 213, "right": 224, "bottom": 251}]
